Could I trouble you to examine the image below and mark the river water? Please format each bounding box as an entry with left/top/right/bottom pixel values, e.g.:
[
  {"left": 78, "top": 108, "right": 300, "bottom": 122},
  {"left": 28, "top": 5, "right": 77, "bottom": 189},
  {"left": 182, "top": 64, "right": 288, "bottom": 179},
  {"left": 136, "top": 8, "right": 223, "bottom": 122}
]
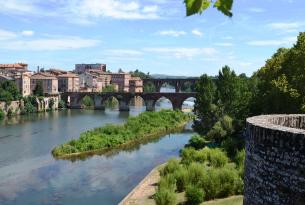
[{"left": 0, "top": 105, "right": 194, "bottom": 205}]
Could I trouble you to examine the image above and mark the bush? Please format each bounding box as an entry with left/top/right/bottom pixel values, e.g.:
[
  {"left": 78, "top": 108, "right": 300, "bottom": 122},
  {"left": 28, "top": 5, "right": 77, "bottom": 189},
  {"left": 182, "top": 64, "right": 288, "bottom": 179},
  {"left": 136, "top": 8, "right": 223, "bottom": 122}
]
[
  {"left": 161, "top": 158, "right": 180, "bottom": 176},
  {"left": 155, "top": 187, "right": 176, "bottom": 205},
  {"left": 0, "top": 109, "right": 4, "bottom": 120},
  {"left": 185, "top": 185, "right": 205, "bottom": 205},
  {"left": 235, "top": 149, "right": 245, "bottom": 177},
  {"left": 187, "top": 135, "right": 207, "bottom": 149},
  {"left": 187, "top": 163, "right": 206, "bottom": 186},
  {"left": 49, "top": 98, "right": 55, "bottom": 110},
  {"left": 81, "top": 95, "right": 94, "bottom": 108},
  {"left": 174, "top": 167, "right": 189, "bottom": 192},
  {"left": 58, "top": 99, "right": 66, "bottom": 109},
  {"left": 208, "top": 148, "right": 229, "bottom": 168},
  {"left": 7, "top": 108, "right": 13, "bottom": 117}
]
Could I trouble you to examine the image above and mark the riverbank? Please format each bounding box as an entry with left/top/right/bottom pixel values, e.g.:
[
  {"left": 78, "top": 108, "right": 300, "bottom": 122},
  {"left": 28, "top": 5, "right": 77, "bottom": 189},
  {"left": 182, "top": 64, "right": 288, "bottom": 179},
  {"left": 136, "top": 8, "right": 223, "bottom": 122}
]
[
  {"left": 119, "top": 163, "right": 243, "bottom": 205},
  {"left": 52, "top": 110, "right": 192, "bottom": 158}
]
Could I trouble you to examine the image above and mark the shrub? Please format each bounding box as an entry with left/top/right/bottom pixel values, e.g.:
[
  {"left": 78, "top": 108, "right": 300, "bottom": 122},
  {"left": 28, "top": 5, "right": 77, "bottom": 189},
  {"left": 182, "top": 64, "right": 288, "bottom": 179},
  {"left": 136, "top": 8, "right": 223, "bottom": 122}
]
[
  {"left": 155, "top": 187, "right": 176, "bottom": 205},
  {"left": 161, "top": 158, "right": 180, "bottom": 176},
  {"left": 174, "top": 167, "right": 189, "bottom": 192},
  {"left": 208, "top": 148, "right": 229, "bottom": 168},
  {"left": 158, "top": 174, "right": 176, "bottom": 192},
  {"left": 58, "top": 99, "right": 66, "bottom": 109},
  {"left": 49, "top": 98, "right": 55, "bottom": 110},
  {"left": 187, "top": 135, "right": 207, "bottom": 149},
  {"left": 81, "top": 95, "right": 94, "bottom": 108},
  {"left": 235, "top": 149, "right": 245, "bottom": 177},
  {"left": 187, "top": 163, "right": 206, "bottom": 186},
  {"left": 185, "top": 185, "right": 205, "bottom": 205},
  {"left": 216, "top": 166, "right": 240, "bottom": 198},
  {"left": 7, "top": 108, "right": 13, "bottom": 117},
  {"left": 0, "top": 109, "right": 4, "bottom": 120}
]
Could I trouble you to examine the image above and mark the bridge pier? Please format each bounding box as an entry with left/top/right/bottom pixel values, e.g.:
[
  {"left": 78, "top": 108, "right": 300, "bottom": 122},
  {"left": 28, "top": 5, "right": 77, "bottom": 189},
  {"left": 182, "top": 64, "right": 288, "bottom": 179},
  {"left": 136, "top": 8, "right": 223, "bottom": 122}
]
[
  {"left": 119, "top": 100, "right": 130, "bottom": 111},
  {"left": 94, "top": 96, "right": 105, "bottom": 110},
  {"left": 145, "top": 100, "right": 155, "bottom": 111}
]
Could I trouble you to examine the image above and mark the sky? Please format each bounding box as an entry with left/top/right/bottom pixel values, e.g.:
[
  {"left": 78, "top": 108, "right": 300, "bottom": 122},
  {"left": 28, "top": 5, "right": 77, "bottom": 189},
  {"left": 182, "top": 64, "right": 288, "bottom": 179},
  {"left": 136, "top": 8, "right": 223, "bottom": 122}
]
[{"left": 0, "top": 0, "right": 304, "bottom": 76}]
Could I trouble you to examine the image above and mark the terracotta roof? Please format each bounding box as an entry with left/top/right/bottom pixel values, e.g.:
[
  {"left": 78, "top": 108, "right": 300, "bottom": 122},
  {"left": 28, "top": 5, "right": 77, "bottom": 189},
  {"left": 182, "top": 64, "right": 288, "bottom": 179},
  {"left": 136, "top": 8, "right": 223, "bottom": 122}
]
[
  {"left": 31, "top": 72, "right": 57, "bottom": 80},
  {"left": 0, "top": 63, "right": 28, "bottom": 69},
  {"left": 57, "top": 73, "right": 79, "bottom": 78}
]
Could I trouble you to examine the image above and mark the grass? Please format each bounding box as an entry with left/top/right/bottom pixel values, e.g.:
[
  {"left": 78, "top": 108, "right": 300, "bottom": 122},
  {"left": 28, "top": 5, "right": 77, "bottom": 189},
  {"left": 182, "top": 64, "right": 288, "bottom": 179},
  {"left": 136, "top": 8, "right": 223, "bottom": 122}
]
[
  {"left": 176, "top": 193, "right": 243, "bottom": 205},
  {"left": 52, "top": 110, "right": 192, "bottom": 158}
]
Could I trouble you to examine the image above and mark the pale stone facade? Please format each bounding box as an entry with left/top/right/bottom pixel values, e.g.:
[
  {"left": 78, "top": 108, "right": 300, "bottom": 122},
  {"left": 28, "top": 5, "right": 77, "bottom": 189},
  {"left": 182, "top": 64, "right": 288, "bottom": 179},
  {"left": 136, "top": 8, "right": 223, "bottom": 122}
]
[
  {"left": 129, "top": 77, "right": 143, "bottom": 93},
  {"left": 30, "top": 73, "right": 58, "bottom": 95},
  {"left": 57, "top": 73, "right": 79, "bottom": 92},
  {"left": 14, "top": 72, "right": 31, "bottom": 97}
]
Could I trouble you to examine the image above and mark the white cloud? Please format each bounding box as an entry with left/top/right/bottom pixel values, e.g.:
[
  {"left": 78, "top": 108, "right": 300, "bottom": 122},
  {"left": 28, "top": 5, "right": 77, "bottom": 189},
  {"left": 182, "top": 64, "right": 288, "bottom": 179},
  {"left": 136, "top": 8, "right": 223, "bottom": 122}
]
[
  {"left": 215, "top": 43, "right": 233, "bottom": 47},
  {"left": 0, "top": 0, "right": 36, "bottom": 13},
  {"left": 142, "top": 5, "right": 158, "bottom": 13},
  {"left": 222, "top": 36, "right": 233, "bottom": 40},
  {"left": 191, "top": 29, "right": 203, "bottom": 37},
  {"left": 21, "top": 30, "right": 34, "bottom": 36},
  {"left": 0, "top": 36, "right": 100, "bottom": 51},
  {"left": 0, "top": 29, "right": 17, "bottom": 40},
  {"left": 268, "top": 22, "right": 305, "bottom": 32},
  {"left": 249, "top": 8, "right": 265, "bottom": 13},
  {"left": 144, "top": 47, "right": 217, "bottom": 59},
  {"left": 247, "top": 36, "right": 296, "bottom": 46},
  {"left": 156, "top": 30, "right": 186, "bottom": 37},
  {"left": 70, "top": 0, "right": 160, "bottom": 20}
]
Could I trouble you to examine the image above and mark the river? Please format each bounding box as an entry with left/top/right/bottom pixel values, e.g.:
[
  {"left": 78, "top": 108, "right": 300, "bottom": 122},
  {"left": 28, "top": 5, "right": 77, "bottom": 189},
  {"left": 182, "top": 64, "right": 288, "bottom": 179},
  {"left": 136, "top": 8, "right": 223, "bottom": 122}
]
[{"left": 0, "top": 105, "right": 194, "bottom": 205}]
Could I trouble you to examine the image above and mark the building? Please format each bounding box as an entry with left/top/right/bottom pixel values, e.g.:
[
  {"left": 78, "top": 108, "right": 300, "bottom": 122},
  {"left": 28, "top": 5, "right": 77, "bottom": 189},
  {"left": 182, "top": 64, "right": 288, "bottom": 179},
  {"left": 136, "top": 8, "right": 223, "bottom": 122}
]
[
  {"left": 30, "top": 72, "right": 58, "bottom": 95},
  {"left": 0, "top": 75, "right": 13, "bottom": 83},
  {"left": 129, "top": 77, "right": 143, "bottom": 93},
  {"left": 44, "top": 69, "right": 79, "bottom": 93},
  {"left": 14, "top": 72, "right": 31, "bottom": 97},
  {"left": 110, "top": 72, "right": 143, "bottom": 93},
  {"left": 110, "top": 72, "right": 132, "bottom": 92},
  {"left": 57, "top": 73, "right": 79, "bottom": 92},
  {"left": 0, "top": 63, "right": 28, "bottom": 72},
  {"left": 79, "top": 72, "right": 105, "bottom": 92},
  {"left": 75, "top": 63, "right": 106, "bottom": 73}
]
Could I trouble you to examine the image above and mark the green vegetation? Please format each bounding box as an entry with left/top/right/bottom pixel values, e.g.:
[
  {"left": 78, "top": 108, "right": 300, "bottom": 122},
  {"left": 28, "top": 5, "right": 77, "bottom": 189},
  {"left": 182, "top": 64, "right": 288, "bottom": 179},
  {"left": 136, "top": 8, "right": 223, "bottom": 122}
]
[
  {"left": 102, "top": 85, "right": 116, "bottom": 93},
  {"left": 0, "top": 108, "right": 4, "bottom": 120},
  {"left": 144, "top": 82, "right": 156, "bottom": 93},
  {"left": 33, "top": 81, "right": 44, "bottom": 96},
  {"left": 52, "top": 110, "right": 191, "bottom": 158},
  {"left": 48, "top": 98, "right": 55, "bottom": 110},
  {"left": 58, "top": 99, "right": 66, "bottom": 109},
  {"left": 155, "top": 148, "right": 244, "bottom": 205},
  {"left": 129, "top": 69, "right": 151, "bottom": 79},
  {"left": 104, "top": 97, "right": 119, "bottom": 109},
  {"left": 184, "top": 0, "right": 234, "bottom": 17},
  {"left": 0, "top": 80, "right": 20, "bottom": 103},
  {"left": 21, "top": 96, "right": 38, "bottom": 114},
  {"left": 81, "top": 95, "right": 94, "bottom": 108}
]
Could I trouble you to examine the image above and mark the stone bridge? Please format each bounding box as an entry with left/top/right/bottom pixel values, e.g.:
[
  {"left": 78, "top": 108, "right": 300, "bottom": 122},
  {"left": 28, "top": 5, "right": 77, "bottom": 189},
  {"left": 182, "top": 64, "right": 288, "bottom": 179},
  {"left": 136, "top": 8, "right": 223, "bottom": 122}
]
[
  {"left": 61, "top": 92, "right": 196, "bottom": 111},
  {"left": 143, "top": 78, "right": 198, "bottom": 93}
]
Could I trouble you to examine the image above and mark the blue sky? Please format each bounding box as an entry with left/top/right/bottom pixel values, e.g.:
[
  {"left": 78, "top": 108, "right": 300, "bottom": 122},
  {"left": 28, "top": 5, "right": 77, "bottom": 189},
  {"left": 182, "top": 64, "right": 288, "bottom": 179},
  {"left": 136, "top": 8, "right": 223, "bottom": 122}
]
[{"left": 0, "top": 0, "right": 304, "bottom": 76}]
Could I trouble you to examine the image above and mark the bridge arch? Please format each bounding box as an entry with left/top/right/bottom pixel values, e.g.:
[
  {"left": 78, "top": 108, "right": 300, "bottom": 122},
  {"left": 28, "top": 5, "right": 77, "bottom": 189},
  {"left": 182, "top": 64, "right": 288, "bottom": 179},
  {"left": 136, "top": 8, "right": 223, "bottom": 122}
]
[
  {"left": 155, "top": 96, "right": 173, "bottom": 111},
  {"left": 180, "top": 81, "right": 196, "bottom": 92},
  {"left": 181, "top": 97, "right": 196, "bottom": 112},
  {"left": 80, "top": 95, "right": 95, "bottom": 108},
  {"left": 101, "top": 96, "right": 119, "bottom": 111}
]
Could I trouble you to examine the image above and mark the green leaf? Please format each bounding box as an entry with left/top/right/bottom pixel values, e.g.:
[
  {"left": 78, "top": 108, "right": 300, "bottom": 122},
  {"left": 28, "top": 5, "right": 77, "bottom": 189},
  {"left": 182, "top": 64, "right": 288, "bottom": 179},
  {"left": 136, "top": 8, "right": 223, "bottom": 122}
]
[
  {"left": 184, "top": 0, "right": 211, "bottom": 16},
  {"left": 214, "top": 0, "right": 233, "bottom": 17}
]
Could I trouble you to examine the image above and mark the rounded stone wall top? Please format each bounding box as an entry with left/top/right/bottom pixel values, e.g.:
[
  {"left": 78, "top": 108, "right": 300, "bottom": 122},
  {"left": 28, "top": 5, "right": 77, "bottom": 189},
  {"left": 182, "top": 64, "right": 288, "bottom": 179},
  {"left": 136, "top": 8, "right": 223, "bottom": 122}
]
[{"left": 247, "top": 114, "right": 305, "bottom": 135}]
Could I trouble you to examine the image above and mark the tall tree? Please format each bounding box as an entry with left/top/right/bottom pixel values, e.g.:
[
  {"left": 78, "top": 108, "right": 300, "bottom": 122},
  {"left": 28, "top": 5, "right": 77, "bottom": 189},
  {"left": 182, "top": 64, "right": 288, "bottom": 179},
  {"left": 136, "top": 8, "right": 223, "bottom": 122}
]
[{"left": 33, "top": 81, "right": 44, "bottom": 97}]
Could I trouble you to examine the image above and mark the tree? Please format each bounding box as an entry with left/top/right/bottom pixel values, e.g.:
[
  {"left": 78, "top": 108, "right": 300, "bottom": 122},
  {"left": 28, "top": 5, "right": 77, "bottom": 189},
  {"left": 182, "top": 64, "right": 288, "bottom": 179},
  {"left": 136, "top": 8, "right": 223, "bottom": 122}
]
[
  {"left": 0, "top": 80, "right": 20, "bottom": 103},
  {"left": 184, "top": 0, "right": 234, "bottom": 17},
  {"left": 253, "top": 32, "right": 305, "bottom": 114},
  {"left": 193, "top": 74, "right": 218, "bottom": 135},
  {"left": 33, "top": 81, "right": 44, "bottom": 96},
  {"left": 102, "top": 85, "right": 116, "bottom": 93},
  {"left": 130, "top": 69, "right": 151, "bottom": 79}
]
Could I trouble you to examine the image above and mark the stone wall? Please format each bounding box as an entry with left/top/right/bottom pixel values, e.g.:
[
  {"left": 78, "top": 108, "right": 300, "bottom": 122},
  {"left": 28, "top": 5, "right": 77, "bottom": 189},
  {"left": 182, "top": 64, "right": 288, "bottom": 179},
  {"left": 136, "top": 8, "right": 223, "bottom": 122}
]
[
  {"left": 0, "top": 96, "right": 59, "bottom": 116},
  {"left": 244, "top": 114, "right": 305, "bottom": 205},
  {"left": 0, "top": 100, "right": 22, "bottom": 115}
]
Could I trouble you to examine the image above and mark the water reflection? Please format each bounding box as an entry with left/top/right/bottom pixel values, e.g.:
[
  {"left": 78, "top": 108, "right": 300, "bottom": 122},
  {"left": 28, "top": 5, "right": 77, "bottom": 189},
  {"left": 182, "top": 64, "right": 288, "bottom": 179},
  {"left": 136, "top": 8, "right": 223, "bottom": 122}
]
[{"left": 0, "top": 109, "right": 194, "bottom": 205}]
